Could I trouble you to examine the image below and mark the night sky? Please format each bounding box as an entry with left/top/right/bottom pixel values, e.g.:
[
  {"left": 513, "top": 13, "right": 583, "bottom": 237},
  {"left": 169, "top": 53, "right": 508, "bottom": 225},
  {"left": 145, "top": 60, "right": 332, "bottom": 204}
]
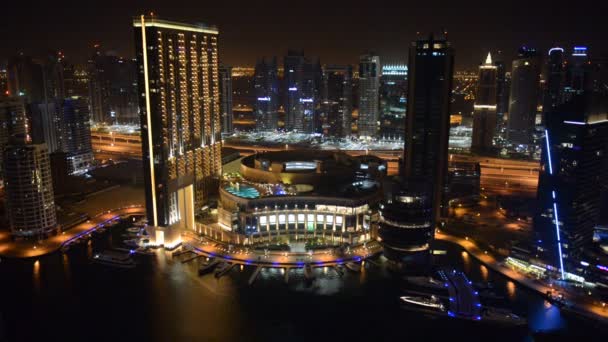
[{"left": 2, "top": 0, "right": 607, "bottom": 69}]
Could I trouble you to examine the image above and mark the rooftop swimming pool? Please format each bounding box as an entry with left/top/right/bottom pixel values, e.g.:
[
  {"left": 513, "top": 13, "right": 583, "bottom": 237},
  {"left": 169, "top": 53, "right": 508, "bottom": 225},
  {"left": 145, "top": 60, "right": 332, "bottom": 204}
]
[{"left": 224, "top": 184, "right": 260, "bottom": 199}]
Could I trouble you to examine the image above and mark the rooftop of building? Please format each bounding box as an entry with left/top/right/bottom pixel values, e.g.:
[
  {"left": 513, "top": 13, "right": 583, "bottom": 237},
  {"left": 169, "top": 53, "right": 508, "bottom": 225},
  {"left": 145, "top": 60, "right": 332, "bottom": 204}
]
[{"left": 133, "top": 15, "right": 218, "bottom": 34}]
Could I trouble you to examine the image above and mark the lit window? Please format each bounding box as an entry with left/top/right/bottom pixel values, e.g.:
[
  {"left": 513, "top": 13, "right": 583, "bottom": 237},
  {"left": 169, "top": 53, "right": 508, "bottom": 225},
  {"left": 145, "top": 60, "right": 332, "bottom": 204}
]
[
  {"left": 269, "top": 215, "right": 276, "bottom": 224},
  {"left": 298, "top": 214, "right": 305, "bottom": 223},
  {"left": 316, "top": 214, "right": 324, "bottom": 223},
  {"left": 279, "top": 215, "right": 286, "bottom": 224},
  {"left": 307, "top": 214, "right": 315, "bottom": 222},
  {"left": 259, "top": 216, "right": 267, "bottom": 225},
  {"left": 326, "top": 215, "right": 334, "bottom": 224},
  {"left": 336, "top": 216, "right": 343, "bottom": 225},
  {"left": 288, "top": 214, "right": 295, "bottom": 223}
]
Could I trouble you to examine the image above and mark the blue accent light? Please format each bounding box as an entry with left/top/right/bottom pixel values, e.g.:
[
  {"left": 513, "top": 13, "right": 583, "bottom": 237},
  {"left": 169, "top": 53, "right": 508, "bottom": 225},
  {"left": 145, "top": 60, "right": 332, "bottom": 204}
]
[
  {"left": 288, "top": 87, "right": 297, "bottom": 91},
  {"left": 564, "top": 120, "right": 585, "bottom": 125},
  {"left": 544, "top": 130, "right": 553, "bottom": 174},
  {"left": 553, "top": 202, "right": 566, "bottom": 280},
  {"left": 447, "top": 311, "right": 455, "bottom": 317},
  {"left": 552, "top": 191, "right": 556, "bottom": 199}
]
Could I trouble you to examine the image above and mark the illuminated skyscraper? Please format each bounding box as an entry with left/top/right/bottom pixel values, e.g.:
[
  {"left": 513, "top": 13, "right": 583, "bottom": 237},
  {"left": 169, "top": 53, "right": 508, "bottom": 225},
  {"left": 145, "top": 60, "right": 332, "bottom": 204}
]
[
  {"left": 61, "top": 97, "right": 93, "bottom": 173},
  {"left": 3, "top": 143, "right": 57, "bottom": 239},
  {"left": 543, "top": 47, "right": 566, "bottom": 115},
  {"left": 507, "top": 47, "right": 541, "bottom": 146},
  {"left": 219, "top": 65, "right": 233, "bottom": 134},
  {"left": 358, "top": 54, "right": 380, "bottom": 138},
  {"left": 471, "top": 53, "right": 498, "bottom": 152},
  {"left": 133, "top": 16, "right": 222, "bottom": 242},
  {"left": 535, "top": 93, "right": 608, "bottom": 279},
  {"left": 321, "top": 65, "right": 353, "bottom": 137},
  {"left": 253, "top": 57, "right": 279, "bottom": 131},
  {"left": 284, "top": 50, "right": 320, "bottom": 133},
  {"left": 380, "top": 63, "right": 407, "bottom": 140},
  {"left": 404, "top": 33, "right": 454, "bottom": 221},
  {"left": 0, "top": 97, "right": 28, "bottom": 178}
]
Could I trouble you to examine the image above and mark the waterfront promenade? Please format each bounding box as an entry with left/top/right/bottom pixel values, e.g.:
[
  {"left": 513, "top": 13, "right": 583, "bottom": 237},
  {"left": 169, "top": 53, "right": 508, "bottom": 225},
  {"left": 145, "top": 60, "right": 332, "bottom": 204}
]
[
  {"left": 435, "top": 231, "right": 608, "bottom": 321},
  {"left": 0, "top": 206, "right": 144, "bottom": 259},
  {"left": 182, "top": 233, "right": 382, "bottom": 268}
]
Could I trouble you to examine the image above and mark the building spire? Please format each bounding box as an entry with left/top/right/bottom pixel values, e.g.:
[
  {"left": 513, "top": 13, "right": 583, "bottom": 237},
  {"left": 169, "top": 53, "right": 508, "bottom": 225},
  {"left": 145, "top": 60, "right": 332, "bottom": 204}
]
[{"left": 485, "top": 52, "right": 492, "bottom": 65}]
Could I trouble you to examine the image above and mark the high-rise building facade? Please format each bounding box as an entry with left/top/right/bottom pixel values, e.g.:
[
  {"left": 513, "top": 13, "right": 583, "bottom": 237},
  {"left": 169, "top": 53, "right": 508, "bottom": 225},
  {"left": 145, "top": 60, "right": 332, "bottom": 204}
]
[
  {"left": 535, "top": 93, "right": 608, "bottom": 279},
  {"left": 507, "top": 47, "right": 541, "bottom": 146},
  {"left": 3, "top": 143, "right": 56, "bottom": 239},
  {"left": 219, "top": 65, "right": 233, "bottom": 134},
  {"left": 0, "top": 97, "right": 29, "bottom": 178},
  {"left": 321, "top": 65, "right": 352, "bottom": 137},
  {"left": 358, "top": 54, "right": 380, "bottom": 138},
  {"left": 283, "top": 50, "right": 320, "bottom": 133},
  {"left": 253, "top": 57, "right": 279, "bottom": 131},
  {"left": 543, "top": 47, "right": 566, "bottom": 115},
  {"left": 133, "top": 16, "right": 222, "bottom": 238},
  {"left": 88, "top": 48, "right": 139, "bottom": 124},
  {"left": 62, "top": 97, "right": 93, "bottom": 173},
  {"left": 404, "top": 33, "right": 454, "bottom": 221},
  {"left": 494, "top": 60, "right": 510, "bottom": 131},
  {"left": 471, "top": 53, "right": 498, "bottom": 152},
  {"left": 379, "top": 64, "right": 408, "bottom": 140}
]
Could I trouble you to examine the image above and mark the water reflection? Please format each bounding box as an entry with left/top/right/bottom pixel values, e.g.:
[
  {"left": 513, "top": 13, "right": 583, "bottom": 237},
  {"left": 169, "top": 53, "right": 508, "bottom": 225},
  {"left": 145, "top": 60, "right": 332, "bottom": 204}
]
[
  {"left": 32, "top": 260, "right": 40, "bottom": 293},
  {"left": 480, "top": 264, "right": 488, "bottom": 282},
  {"left": 461, "top": 250, "right": 471, "bottom": 274},
  {"left": 507, "top": 280, "right": 516, "bottom": 300}
]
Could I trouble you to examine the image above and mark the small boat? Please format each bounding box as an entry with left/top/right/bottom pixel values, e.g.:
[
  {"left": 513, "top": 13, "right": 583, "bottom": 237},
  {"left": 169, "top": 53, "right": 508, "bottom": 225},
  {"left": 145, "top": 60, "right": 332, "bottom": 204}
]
[
  {"left": 405, "top": 276, "right": 446, "bottom": 290},
  {"left": 400, "top": 295, "right": 445, "bottom": 312},
  {"left": 91, "top": 250, "right": 136, "bottom": 269},
  {"left": 345, "top": 262, "right": 361, "bottom": 273},
  {"left": 123, "top": 239, "right": 140, "bottom": 248},
  {"left": 482, "top": 307, "right": 527, "bottom": 327},
  {"left": 127, "top": 227, "right": 141, "bottom": 233}
]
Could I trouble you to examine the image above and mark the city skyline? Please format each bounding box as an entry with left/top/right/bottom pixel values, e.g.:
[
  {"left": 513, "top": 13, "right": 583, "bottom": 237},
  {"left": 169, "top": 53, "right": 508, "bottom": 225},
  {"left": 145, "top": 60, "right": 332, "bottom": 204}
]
[{"left": 3, "top": 1, "right": 607, "bottom": 69}]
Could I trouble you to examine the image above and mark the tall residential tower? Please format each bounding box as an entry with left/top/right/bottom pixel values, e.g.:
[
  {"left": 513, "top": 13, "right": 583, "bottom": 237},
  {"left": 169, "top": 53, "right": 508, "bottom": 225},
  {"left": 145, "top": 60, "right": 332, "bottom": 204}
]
[
  {"left": 133, "top": 16, "right": 222, "bottom": 245},
  {"left": 471, "top": 53, "right": 498, "bottom": 152}
]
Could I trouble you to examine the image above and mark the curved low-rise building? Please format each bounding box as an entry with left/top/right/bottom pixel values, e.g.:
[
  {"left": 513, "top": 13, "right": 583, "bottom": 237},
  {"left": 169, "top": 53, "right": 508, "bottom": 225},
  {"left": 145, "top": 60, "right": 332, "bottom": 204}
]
[
  {"left": 217, "top": 150, "right": 384, "bottom": 245},
  {"left": 378, "top": 180, "right": 434, "bottom": 269}
]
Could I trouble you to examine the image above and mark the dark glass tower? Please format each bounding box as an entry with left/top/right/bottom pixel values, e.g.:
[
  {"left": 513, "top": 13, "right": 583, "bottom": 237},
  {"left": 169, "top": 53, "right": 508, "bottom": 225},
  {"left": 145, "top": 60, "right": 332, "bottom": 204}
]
[
  {"left": 283, "top": 50, "right": 320, "bottom": 133},
  {"left": 358, "top": 54, "right": 380, "bottom": 138},
  {"left": 534, "top": 58, "right": 608, "bottom": 279},
  {"left": 507, "top": 47, "right": 541, "bottom": 146},
  {"left": 471, "top": 53, "right": 498, "bottom": 153},
  {"left": 321, "top": 65, "right": 353, "bottom": 137},
  {"left": 543, "top": 47, "right": 566, "bottom": 115},
  {"left": 380, "top": 63, "right": 408, "bottom": 140},
  {"left": 253, "top": 57, "right": 279, "bottom": 131},
  {"left": 133, "top": 16, "right": 222, "bottom": 239},
  {"left": 219, "top": 65, "right": 233, "bottom": 134},
  {"left": 403, "top": 33, "right": 454, "bottom": 221}
]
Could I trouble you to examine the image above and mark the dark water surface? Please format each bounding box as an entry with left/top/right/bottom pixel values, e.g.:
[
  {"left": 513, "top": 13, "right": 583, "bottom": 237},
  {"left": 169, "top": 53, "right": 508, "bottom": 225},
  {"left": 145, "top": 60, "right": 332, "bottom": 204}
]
[{"left": 1, "top": 223, "right": 607, "bottom": 342}]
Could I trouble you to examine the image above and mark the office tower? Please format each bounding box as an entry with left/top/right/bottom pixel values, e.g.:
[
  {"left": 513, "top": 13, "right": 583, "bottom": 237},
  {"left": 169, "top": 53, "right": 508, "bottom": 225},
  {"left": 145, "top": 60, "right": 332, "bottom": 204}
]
[
  {"left": 358, "top": 54, "right": 381, "bottom": 138},
  {"left": 495, "top": 60, "right": 510, "bottom": 129},
  {"left": 0, "top": 67, "right": 7, "bottom": 96},
  {"left": 507, "top": 47, "right": 541, "bottom": 146},
  {"left": 3, "top": 143, "right": 57, "bottom": 239},
  {"left": 133, "top": 16, "right": 222, "bottom": 240},
  {"left": 62, "top": 97, "right": 93, "bottom": 173},
  {"left": 0, "top": 97, "right": 28, "bottom": 178},
  {"left": 219, "top": 65, "right": 233, "bottom": 134},
  {"left": 404, "top": 33, "right": 454, "bottom": 221},
  {"left": 321, "top": 65, "right": 353, "bottom": 137},
  {"left": 562, "top": 47, "right": 590, "bottom": 103},
  {"left": 253, "top": 57, "right": 279, "bottom": 131},
  {"left": 379, "top": 63, "right": 408, "bottom": 140},
  {"left": 283, "top": 50, "right": 320, "bottom": 133},
  {"left": 534, "top": 89, "right": 608, "bottom": 279},
  {"left": 63, "top": 64, "right": 90, "bottom": 99},
  {"left": 28, "top": 101, "right": 63, "bottom": 153},
  {"left": 471, "top": 53, "right": 498, "bottom": 152},
  {"left": 543, "top": 47, "right": 566, "bottom": 115},
  {"left": 88, "top": 48, "right": 139, "bottom": 124},
  {"left": 7, "top": 55, "right": 45, "bottom": 102}
]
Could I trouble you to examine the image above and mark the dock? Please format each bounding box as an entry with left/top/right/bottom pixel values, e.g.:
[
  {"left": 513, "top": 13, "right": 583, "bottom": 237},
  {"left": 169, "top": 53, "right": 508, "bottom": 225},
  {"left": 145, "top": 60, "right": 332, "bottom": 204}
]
[
  {"left": 182, "top": 253, "right": 205, "bottom": 263},
  {"left": 248, "top": 266, "right": 263, "bottom": 286}
]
